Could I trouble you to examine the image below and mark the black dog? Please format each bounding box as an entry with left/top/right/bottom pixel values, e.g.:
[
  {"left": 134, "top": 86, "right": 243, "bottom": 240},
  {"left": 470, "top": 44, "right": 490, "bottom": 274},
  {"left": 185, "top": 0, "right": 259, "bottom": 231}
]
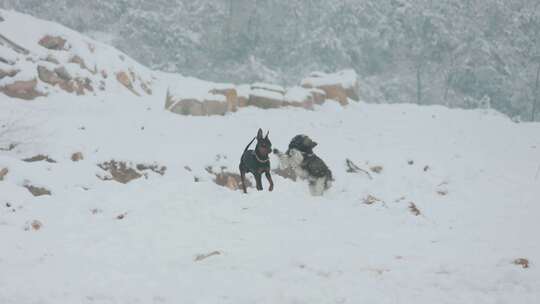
[
  {"left": 239, "top": 128, "right": 274, "bottom": 194},
  {"left": 274, "top": 134, "right": 333, "bottom": 196}
]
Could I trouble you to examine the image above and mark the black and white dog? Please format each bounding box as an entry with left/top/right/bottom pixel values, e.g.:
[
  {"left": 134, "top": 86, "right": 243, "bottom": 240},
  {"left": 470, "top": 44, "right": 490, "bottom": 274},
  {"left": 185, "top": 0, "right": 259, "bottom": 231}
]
[{"left": 273, "top": 135, "right": 333, "bottom": 196}]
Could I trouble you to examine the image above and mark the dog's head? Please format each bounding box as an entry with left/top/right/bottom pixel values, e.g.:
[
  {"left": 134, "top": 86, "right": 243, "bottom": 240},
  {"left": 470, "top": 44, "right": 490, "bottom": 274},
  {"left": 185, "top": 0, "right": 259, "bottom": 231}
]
[
  {"left": 288, "top": 134, "right": 317, "bottom": 155},
  {"left": 255, "top": 128, "right": 272, "bottom": 157}
]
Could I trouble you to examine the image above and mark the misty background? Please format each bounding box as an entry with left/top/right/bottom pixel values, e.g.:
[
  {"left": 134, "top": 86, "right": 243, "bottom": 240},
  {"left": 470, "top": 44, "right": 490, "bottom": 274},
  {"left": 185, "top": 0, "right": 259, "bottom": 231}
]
[{"left": 1, "top": 0, "right": 539, "bottom": 121}]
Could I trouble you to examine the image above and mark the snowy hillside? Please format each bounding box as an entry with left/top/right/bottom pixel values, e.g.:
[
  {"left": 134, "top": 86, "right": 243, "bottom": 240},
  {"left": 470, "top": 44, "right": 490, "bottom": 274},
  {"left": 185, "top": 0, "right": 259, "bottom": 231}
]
[
  {"left": 2, "top": 0, "right": 539, "bottom": 121},
  {"left": 1, "top": 9, "right": 540, "bottom": 304}
]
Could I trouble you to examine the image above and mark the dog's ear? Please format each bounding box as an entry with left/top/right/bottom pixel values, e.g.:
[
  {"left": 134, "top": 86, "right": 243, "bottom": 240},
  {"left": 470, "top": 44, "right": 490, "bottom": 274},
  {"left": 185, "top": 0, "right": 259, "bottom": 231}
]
[
  {"left": 311, "top": 141, "right": 318, "bottom": 148},
  {"left": 265, "top": 130, "right": 269, "bottom": 139},
  {"left": 257, "top": 128, "right": 263, "bottom": 140}
]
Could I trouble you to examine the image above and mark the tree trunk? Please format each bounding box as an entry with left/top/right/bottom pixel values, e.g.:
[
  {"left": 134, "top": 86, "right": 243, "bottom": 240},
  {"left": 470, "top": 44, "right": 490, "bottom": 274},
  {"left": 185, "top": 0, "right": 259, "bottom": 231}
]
[
  {"left": 416, "top": 63, "right": 422, "bottom": 104},
  {"left": 532, "top": 63, "right": 540, "bottom": 121},
  {"left": 444, "top": 72, "right": 452, "bottom": 104}
]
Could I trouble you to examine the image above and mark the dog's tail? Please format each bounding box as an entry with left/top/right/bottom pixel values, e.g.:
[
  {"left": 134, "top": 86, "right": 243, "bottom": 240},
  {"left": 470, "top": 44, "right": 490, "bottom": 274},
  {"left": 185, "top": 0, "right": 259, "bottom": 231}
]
[{"left": 243, "top": 137, "right": 256, "bottom": 153}]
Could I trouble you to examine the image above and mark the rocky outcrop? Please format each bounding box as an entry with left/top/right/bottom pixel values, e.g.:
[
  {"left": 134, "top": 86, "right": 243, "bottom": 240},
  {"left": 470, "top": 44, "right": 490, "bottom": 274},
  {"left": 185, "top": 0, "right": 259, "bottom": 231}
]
[
  {"left": 71, "top": 152, "right": 84, "bottom": 162},
  {"left": 38, "top": 35, "right": 67, "bottom": 50},
  {"left": 206, "top": 166, "right": 252, "bottom": 191},
  {"left": 283, "top": 86, "right": 315, "bottom": 110},
  {"left": 0, "top": 167, "right": 8, "bottom": 181},
  {"left": 165, "top": 70, "right": 358, "bottom": 116},
  {"left": 97, "top": 160, "right": 166, "bottom": 184},
  {"left": 210, "top": 87, "right": 238, "bottom": 112},
  {"left": 0, "top": 68, "right": 18, "bottom": 79},
  {"left": 24, "top": 184, "right": 51, "bottom": 196},
  {"left": 166, "top": 95, "right": 229, "bottom": 116},
  {"left": 301, "top": 70, "right": 359, "bottom": 105},
  {"left": 116, "top": 71, "right": 138, "bottom": 95},
  {"left": 248, "top": 84, "right": 284, "bottom": 109},
  {"left": 1, "top": 18, "right": 155, "bottom": 100},
  {"left": 0, "top": 79, "right": 44, "bottom": 100},
  {"left": 37, "top": 65, "right": 93, "bottom": 95},
  {"left": 70, "top": 55, "right": 96, "bottom": 74}
]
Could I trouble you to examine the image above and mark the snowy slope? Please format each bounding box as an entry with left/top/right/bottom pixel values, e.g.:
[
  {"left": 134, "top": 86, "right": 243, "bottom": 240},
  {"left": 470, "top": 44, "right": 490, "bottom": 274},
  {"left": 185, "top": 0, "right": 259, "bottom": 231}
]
[{"left": 1, "top": 9, "right": 540, "bottom": 304}]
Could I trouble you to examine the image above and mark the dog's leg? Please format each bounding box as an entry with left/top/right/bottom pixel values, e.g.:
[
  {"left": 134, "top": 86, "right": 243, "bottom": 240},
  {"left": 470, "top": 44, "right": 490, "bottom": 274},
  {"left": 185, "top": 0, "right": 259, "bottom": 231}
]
[
  {"left": 254, "top": 173, "right": 263, "bottom": 191},
  {"left": 239, "top": 166, "right": 247, "bottom": 194},
  {"left": 309, "top": 178, "right": 325, "bottom": 196},
  {"left": 265, "top": 170, "right": 274, "bottom": 191}
]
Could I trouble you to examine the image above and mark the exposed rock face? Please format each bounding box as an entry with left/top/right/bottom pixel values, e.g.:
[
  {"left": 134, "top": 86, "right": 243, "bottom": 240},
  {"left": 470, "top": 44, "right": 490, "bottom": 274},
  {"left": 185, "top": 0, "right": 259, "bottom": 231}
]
[
  {"left": 23, "top": 154, "right": 57, "bottom": 163},
  {"left": 247, "top": 83, "right": 285, "bottom": 109},
  {"left": 301, "top": 70, "right": 360, "bottom": 106},
  {"left": 24, "top": 184, "right": 52, "bottom": 196},
  {"left": 210, "top": 87, "right": 238, "bottom": 112},
  {"left": 71, "top": 152, "right": 84, "bottom": 162},
  {"left": 97, "top": 160, "right": 166, "bottom": 184},
  {"left": 0, "top": 68, "right": 18, "bottom": 79},
  {"left": 0, "top": 167, "right": 8, "bottom": 181},
  {"left": 98, "top": 160, "right": 142, "bottom": 184},
  {"left": 44, "top": 55, "right": 60, "bottom": 64},
  {"left": 248, "top": 87, "right": 284, "bottom": 109},
  {"left": 166, "top": 88, "right": 229, "bottom": 116},
  {"left": 164, "top": 70, "right": 356, "bottom": 116},
  {"left": 309, "top": 88, "right": 326, "bottom": 105},
  {"left": 70, "top": 55, "right": 96, "bottom": 74},
  {"left": 38, "top": 35, "right": 67, "bottom": 50},
  {"left": 37, "top": 65, "right": 93, "bottom": 95},
  {"left": 116, "top": 71, "right": 134, "bottom": 91},
  {"left": 37, "top": 65, "right": 63, "bottom": 85},
  {"left": 283, "top": 86, "right": 316, "bottom": 110},
  {"left": 203, "top": 97, "right": 228, "bottom": 115},
  {"left": 0, "top": 79, "right": 44, "bottom": 100},
  {"left": 168, "top": 98, "right": 205, "bottom": 116},
  {"left": 54, "top": 66, "right": 71, "bottom": 81},
  {"left": 317, "top": 84, "right": 349, "bottom": 105},
  {"left": 206, "top": 166, "right": 252, "bottom": 191}
]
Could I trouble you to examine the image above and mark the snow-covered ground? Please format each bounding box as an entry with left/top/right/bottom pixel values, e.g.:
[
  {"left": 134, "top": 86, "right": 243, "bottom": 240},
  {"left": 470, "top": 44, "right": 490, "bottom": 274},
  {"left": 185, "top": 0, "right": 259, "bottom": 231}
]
[
  {"left": 1, "top": 94, "right": 539, "bottom": 303},
  {"left": 1, "top": 8, "right": 540, "bottom": 304}
]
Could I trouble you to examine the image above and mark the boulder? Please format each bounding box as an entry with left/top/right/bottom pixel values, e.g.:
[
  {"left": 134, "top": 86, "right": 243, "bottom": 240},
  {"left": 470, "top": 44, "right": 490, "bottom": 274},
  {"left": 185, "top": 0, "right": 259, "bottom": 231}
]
[
  {"left": 0, "top": 167, "right": 8, "bottom": 181},
  {"left": 0, "top": 68, "right": 18, "bottom": 80},
  {"left": 0, "top": 79, "right": 43, "bottom": 100},
  {"left": 284, "top": 86, "right": 315, "bottom": 110},
  {"left": 300, "top": 70, "right": 360, "bottom": 105},
  {"left": 309, "top": 88, "right": 326, "bottom": 105},
  {"left": 166, "top": 88, "right": 229, "bottom": 116},
  {"left": 168, "top": 98, "right": 205, "bottom": 116},
  {"left": 37, "top": 65, "right": 63, "bottom": 85},
  {"left": 98, "top": 160, "right": 166, "bottom": 183},
  {"left": 54, "top": 66, "right": 72, "bottom": 81},
  {"left": 236, "top": 84, "right": 251, "bottom": 108},
  {"left": 69, "top": 55, "right": 96, "bottom": 74},
  {"left": 24, "top": 184, "right": 51, "bottom": 196},
  {"left": 44, "top": 55, "right": 60, "bottom": 64},
  {"left": 38, "top": 65, "right": 92, "bottom": 95},
  {"left": 71, "top": 152, "right": 84, "bottom": 162},
  {"left": 116, "top": 71, "right": 140, "bottom": 96},
  {"left": 250, "top": 82, "right": 286, "bottom": 95},
  {"left": 203, "top": 97, "right": 228, "bottom": 116},
  {"left": 248, "top": 88, "right": 283, "bottom": 109},
  {"left": 210, "top": 87, "right": 238, "bottom": 112},
  {"left": 38, "top": 35, "right": 67, "bottom": 50},
  {"left": 98, "top": 160, "right": 142, "bottom": 184}
]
